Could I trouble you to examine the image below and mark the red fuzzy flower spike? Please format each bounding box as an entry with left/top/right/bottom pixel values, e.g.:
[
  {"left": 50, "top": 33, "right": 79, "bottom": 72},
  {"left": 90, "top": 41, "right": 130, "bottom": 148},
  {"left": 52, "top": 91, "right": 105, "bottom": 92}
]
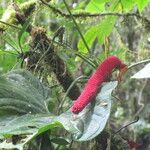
[{"left": 71, "top": 56, "right": 127, "bottom": 114}]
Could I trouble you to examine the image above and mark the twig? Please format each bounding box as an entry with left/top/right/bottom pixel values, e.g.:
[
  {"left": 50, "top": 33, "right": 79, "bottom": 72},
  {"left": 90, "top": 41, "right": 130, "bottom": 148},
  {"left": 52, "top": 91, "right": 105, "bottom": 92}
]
[
  {"left": 112, "top": 94, "right": 122, "bottom": 101},
  {"left": 40, "top": 0, "right": 146, "bottom": 20},
  {"left": 68, "top": 139, "right": 74, "bottom": 149},
  {"left": 58, "top": 75, "right": 87, "bottom": 113},
  {"left": 128, "top": 59, "right": 150, "bottom": 70},
  {"left": 41, "top": 0, "right": 91, "bottom": 53},
  {"left": 62, "top": 0, "right": 90, "bottom": 53},
  {"left": 53, "top": 40, "right": 97, "bottom": 68},
  {"left": 114, "top": 117, "right": 139, "bottom": 135},
  {"left": 34, "top": 27, "right": 65, "bottom": 73},
  {"left": 76, "top": 53, "right": 97, "bottom": 68}
]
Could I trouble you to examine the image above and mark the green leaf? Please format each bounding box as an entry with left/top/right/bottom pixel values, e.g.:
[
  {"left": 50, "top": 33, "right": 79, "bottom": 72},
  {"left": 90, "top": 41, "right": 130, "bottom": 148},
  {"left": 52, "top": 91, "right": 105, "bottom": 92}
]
[
  {"left": 0, "top": 69, "right": 50, "bottom": 115},
  {"left": 56, "top": 81, "right": 118, "bottom": 141},
  {"left": 51, "top": 137, "right": 69, "bottom": 145},
  {"left": 18, "top": 17, "right": 30, "bottom": 52},
  {"left": 131, "top": 63, "right": 150, "bottom": 79},
  {"left": 0, "top": 115, "right": 61, "bottom": 149},
  {"left": 121, "top": 0, "right": 149, "bottom": 12},
  {"left": 78, "top": 16, "right": 116, "bottom": 53},
  {"left": 136, "top": 0, "right": 149, "bottom": 12},
  {"left": 78, "top": 25, "right": 99, "bottom": 54},
  {"left": 96, "top": 49, "right": 127, "bottom": 63},
  {"left": 121, "top": 0, "right": 135, "bottom": 11},
  {"left": 0, "top": 114, "right": 54, "bottom": 135},
  {"left": 97, "top": 16, "right": 116, "bottom": 44},
  {"left": 0, "top": 69, "right": 62, "bottom": 149},
  {"left": 85, "top": 0, "right": 108, "bottom": 13},
  {"left": 110, "top": 48, "right": 127, "bottom": 61},
  {"left": 0, "top": 69, "right": 54, "bottom": 135},
  {"left": 0, "top": 69, "right": 58, "bottom": 135},
  {"left": 0, "top": 50, "right": 17, "bottom": 72}
]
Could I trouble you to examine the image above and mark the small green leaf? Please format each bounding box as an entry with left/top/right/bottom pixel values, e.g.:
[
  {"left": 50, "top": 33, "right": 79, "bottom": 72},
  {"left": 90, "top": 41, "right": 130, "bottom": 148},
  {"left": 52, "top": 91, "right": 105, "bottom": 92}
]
[
  {"left": 78, "top": 16, "right": 116, "bottom": 53},
  {"left": 97, "top": 49, "right": 127, "bottom": 62},
  {"left": 121, "top": 0, "right": 135, "bottom": 11},
  {"left": 51, "top": 137, "right": 69, "bottom": 145},
  {"left": 97, "top": 16, "right": 117, "bottom": 44},
  {"left": 86, "top": 0, "right": 108, "bottom": 13},
  {"left": 78, "top": 25, "right": 99, "bottom": 54},
  {"left": 121, "top": 0, "right": 149, "bottom": 12},
  {"left": 18, "top": 17, "right": 30, "bottom": 52},
  {"left": 136, "top": 0, "right": 149, "bottom": 12},
  {"left": 0, "top": 50, "right": 17, "bottom": 72},
  {"left": 57, "top": 81, "right": 118, "bottom": 141}
]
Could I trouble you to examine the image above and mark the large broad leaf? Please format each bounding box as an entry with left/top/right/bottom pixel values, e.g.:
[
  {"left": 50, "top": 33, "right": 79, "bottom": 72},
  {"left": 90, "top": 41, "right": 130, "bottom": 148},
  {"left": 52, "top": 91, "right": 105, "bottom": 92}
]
[
  {"left": 0, "top": 114, "right": 54, "bottom": 136},
  {"left": 0, "top": 69, "right": 62, "bottom": 149},
  {"left": 0, "top": 120, "right": 61, "bottom": 150},
  {"left": 56, "top": 81, "right": 118, "bottom": 141},
  {"left": 0, "top": 114, "right": 61, "bottom": 150},
  {"left": 0, "top": 69, "right": 50, "bottom": 115},
  {"left": 131, "top": 63, "right": 150, "bottom": 79}
]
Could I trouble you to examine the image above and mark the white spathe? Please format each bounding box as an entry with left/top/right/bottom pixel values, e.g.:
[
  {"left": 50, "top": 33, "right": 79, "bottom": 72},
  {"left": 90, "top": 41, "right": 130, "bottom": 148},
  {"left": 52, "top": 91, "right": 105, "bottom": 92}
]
[{"left": 131, "top": 63, "right": 150, "bottom": 79}]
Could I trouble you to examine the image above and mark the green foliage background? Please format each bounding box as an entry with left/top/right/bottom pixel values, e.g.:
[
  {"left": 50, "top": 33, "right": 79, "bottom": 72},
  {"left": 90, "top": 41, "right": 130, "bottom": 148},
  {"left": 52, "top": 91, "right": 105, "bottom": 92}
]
[{"left": 0, "top": 0, "right": 150, "bottom": 150}]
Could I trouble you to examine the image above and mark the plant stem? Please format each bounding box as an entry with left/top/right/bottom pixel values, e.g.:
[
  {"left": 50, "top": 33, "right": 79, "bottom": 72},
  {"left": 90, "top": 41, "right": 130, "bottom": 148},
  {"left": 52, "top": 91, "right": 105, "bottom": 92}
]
[
  {"left": 76, "top": 53, "right": 97, "bottom": 68},
  {"left": 0, "top": 21, "right": 21, "bottom": 30},
  {"left": 62, "top": 0, "right": 90, "bottom": 53},
  {"left": 114, "top": 117, "right": 139, "bottom": 135},
  {"left": 58, "top": 75, "right": 87, "bottom": 113},
  {"left": 53, "top": 40, "right": 96, "bottom": 68},
  {"left": 40, "top": 0, "right": 145, "bottom": 21},
  {"left": 128, "top": 59, "right": 150, "bottom": 69}
]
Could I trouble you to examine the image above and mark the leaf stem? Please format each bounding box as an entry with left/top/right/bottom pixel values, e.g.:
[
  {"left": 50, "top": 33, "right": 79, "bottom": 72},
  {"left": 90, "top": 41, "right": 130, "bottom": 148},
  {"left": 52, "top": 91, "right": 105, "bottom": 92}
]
[
  {"left": 0, "top": 49, "right": 17, "bottom": 55},
  {"left": 53, "top": 40, "right": 96, "bottom": 68},
  {"left": 114, "top": 117, "right": 139, "bottom": 135},
  {"left": 58, "top": 75, "right": 87, "bottom": 113},
  {"left": 76, "top": 53, "right": 97, "bottom": 68},
  {"left": 128, "top": 59, "right": 150, "bottom": 70}
]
